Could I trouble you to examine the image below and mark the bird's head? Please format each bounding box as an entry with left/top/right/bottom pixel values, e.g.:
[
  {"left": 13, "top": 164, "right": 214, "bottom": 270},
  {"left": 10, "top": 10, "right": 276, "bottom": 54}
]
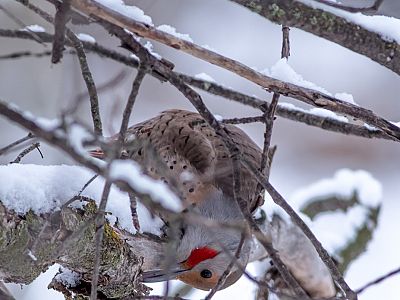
[
  {"left": 142, "top": 188, "right": 250, "bottom": 290},
  {"left": 142, "top": 244, "right": 248, "bottom": 290},
  {"left": 142, "top": 215, "right": 250, "bottom": 290}
]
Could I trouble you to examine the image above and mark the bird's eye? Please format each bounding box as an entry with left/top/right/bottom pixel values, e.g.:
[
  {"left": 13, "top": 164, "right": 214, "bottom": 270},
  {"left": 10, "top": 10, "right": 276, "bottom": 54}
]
[{"left": 200, "top": 269, "right": 213, "bottom": 279}]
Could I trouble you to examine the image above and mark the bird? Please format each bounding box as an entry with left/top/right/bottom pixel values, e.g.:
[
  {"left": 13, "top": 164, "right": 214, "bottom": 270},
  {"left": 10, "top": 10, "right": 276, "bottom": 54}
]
[{"left": 90, "top": 109, "right": 263, "bottom": 291}]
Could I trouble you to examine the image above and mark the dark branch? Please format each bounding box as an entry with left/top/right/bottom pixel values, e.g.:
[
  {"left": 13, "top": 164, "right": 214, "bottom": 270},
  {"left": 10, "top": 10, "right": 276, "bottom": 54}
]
[
  {"left": 11, "top": 142, "right": 42, "bottom": 163},
  {"left": 52, "top": 0, "right": 71, "bottom": 63},
  {"left": 16, "top": 0, "right": 103, "bottom": 136},
  {"left": 0, "top": 132, "right": 34, "bottom": 156},
  {"left": 355, "top": 266, "right": 400, "bottom": 294}
]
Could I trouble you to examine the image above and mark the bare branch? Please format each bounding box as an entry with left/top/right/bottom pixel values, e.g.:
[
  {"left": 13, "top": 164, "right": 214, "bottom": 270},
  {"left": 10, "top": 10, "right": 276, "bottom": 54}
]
[
  {"left": 355, "top": 266, "right": 400, "bottom": 294},
  {"left": 260, "top": 25, "right": 290, "bottom": 177},
  {"left": 0, "top": 132, "right": 34, "bottom": 156},
  {"left": 205, "top": 233, "right": 246, "bottom": 299},
  {"left": 52, "top": 0, "right": 71, "bottom": 63},
  {"left": 90, "top": 180, "right": 112, "bottom": 300},
  {"left": 118, "top": 64, "right": 148, "bottom": 144},
  {"left": 0, "top": 3, "right": 45, "bottom": 45},
  {"left": 11, "top": 142, "right": 42, "bottom": 163},
  {"left": 16, "top": 0, "right": 103, "bottom": 136}
]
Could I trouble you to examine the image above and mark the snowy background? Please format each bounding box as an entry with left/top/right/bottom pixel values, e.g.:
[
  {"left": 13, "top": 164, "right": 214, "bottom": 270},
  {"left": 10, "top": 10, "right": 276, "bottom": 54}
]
[{"left": 0, "top": 0, "right": 399, "bottom": 299}]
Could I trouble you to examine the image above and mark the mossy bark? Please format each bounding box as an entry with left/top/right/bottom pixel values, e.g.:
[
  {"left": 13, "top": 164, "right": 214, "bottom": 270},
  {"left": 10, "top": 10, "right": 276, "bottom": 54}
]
[{"left": 0, "top": 200, "right": 152, "bottom": 299}]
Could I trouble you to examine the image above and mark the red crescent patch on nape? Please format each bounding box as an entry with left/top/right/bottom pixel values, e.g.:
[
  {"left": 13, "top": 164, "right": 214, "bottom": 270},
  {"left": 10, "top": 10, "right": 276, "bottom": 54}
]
[{"left": 185, "top": 247, "right": 219, "bottom": 269}]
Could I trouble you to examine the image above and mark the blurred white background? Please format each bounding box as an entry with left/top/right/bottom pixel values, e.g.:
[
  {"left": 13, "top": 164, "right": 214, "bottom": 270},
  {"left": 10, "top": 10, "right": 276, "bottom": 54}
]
[{"left": 1, "top": 0, "right": 399, "bottom": 299}]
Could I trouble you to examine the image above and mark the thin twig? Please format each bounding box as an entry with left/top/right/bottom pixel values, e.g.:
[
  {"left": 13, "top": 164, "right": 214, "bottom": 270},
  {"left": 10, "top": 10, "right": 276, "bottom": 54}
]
[
  {"left": 16, "top": 0, "right": 103, "bottom": 136},
  {"left": 222, "top": 116, "right": 264, "bottom": 125},
  {"left": 78, "top": 175, "right": 98, "bottom": 196},
  {"left": 260, "top": 25, "right": 290, "bottom": 176},
  {"left": 118, "top": 64, "right": 147, "bottom": 143},
  {"left": 11, "top": 142, "right": 42, "bottom": 163},
  {"left": 205, "top": 232, "right": 246, "bottom": 299},
  {"left": 0, "top": 3, "right": 45, "bottom": 45},
  {"left": 52, "top": 0, "right": 70, "bottom": 63},
  {"left": 355, "top": 266, "right": 400, "bottom": 294},
  {"left": 69, "top": 70, "right": 128, "bottom": 116},
  {"left": 129, "top": 193, "right": 140, "bottom": 231},
  {"left": 0, "top": 132, "right": 34, "bottom": 156}
]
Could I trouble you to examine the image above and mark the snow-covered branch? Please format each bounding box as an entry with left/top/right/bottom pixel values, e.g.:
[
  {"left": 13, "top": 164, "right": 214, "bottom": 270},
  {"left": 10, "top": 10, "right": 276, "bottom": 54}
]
[{"left": 230, "top": 0, "right": 400, "bottom": 76}]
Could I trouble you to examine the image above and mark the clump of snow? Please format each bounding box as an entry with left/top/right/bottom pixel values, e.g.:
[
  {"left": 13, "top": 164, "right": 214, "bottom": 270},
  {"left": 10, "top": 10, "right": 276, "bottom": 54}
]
[
  {"left": 130, "top": 53, "right": 139, "bottom": 61},
  {"left": 22, "top": 110, "right": 60, "bottom": 131},
  {"left": 278, "top": 102, "right": 298, "bottom": 111},
  {"left": 364, "top": 123, "right": 379, "bottom": 131},
  {"left": 391, "top": 121, "right": 400, "bottom": 128},
  {"left": 335, "top": 92, "right": 358, "bottom": 106},
  {"left": 300, "top": 0, "right": 400, "bottom": 44},
  {"left": 66, "top": 124, "right": 96, "bottom": 157},
  {"left": 194, "top": 72, "right": 216, "bottom": 83},
  {"left": 109, "top": 160, "right": 182, "bottom": 212},
  {"left": 263, "top": 169, "right": 382, "bottom": 253},
  {"left": 180, "top": 171, "right": 194, "bottom": 181},
  {"left": 309, "top": 108, "right": 348, "bottom": 123},
  {"left": 28, "top": 250, "right": 38, "bottom": 261},
  {"left": 77, "top": 33, "right": 96, "bottom": 43},
  {"left": 291, "top": 169, "right": 382, "bottom": 208},
  {"left": 143, "top": 41, "right": 162, "bottom": 59},
  {"left": 278, "top": 102, "right": 348, "bottom": 123},
  {"left": 202, "top": 44, "right": 217, "bottom": 52},
  {"left": 156, "top": 24, "right": 193, "bottom": 42},
  {"left": 262, "top": 59, "right": 330, "bottom": 95},
  {"left": 263, "top": 59, "right": 358, "bottom": 110},
  {"left": 54, "top": 267, "right": 81, "bottom": 288},
  {"left": 96, "top": 0, "right": 153, "bottom": 25},
  {"left": 0, "top": 164, "right": 164, "bottom": 235},
  {"left": 213, "top": 114, "right": 223, "bottom": 121},
  {"left": 21, "top": 25, "right": 46, "bottom": 32},
  {"left": 311, "top": 206, "right": 370, "bottom": 253}
]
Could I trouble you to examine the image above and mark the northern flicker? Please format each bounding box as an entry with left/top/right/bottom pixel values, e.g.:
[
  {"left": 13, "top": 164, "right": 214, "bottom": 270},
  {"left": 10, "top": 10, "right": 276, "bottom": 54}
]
[{"left": 90, "top": 109, "right": 263, "bottom": 290}]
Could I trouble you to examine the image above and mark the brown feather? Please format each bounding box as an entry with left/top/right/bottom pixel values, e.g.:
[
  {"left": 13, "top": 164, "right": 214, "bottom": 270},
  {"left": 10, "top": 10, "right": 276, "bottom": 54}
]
[{"left": 98, "top": 110, "right": 263, "bottom": 212}]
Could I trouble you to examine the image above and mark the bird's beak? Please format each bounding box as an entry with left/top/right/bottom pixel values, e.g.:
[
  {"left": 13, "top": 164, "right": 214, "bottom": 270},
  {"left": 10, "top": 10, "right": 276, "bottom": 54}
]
[{"left": 141, "top": 265, "right": 190, "bottom": 283}]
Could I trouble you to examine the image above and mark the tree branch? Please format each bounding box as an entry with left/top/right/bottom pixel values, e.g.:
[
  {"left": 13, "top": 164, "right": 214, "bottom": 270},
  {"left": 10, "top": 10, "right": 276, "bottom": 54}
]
[
  {"left": 230, "top": 0, "right": 400, "bottom": 76},
  {"left": 1, "top": 29, "right": 396, "bottom": 143},
  {"left": 68, "top": 0, "right": 400, "bottom": 141}
]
